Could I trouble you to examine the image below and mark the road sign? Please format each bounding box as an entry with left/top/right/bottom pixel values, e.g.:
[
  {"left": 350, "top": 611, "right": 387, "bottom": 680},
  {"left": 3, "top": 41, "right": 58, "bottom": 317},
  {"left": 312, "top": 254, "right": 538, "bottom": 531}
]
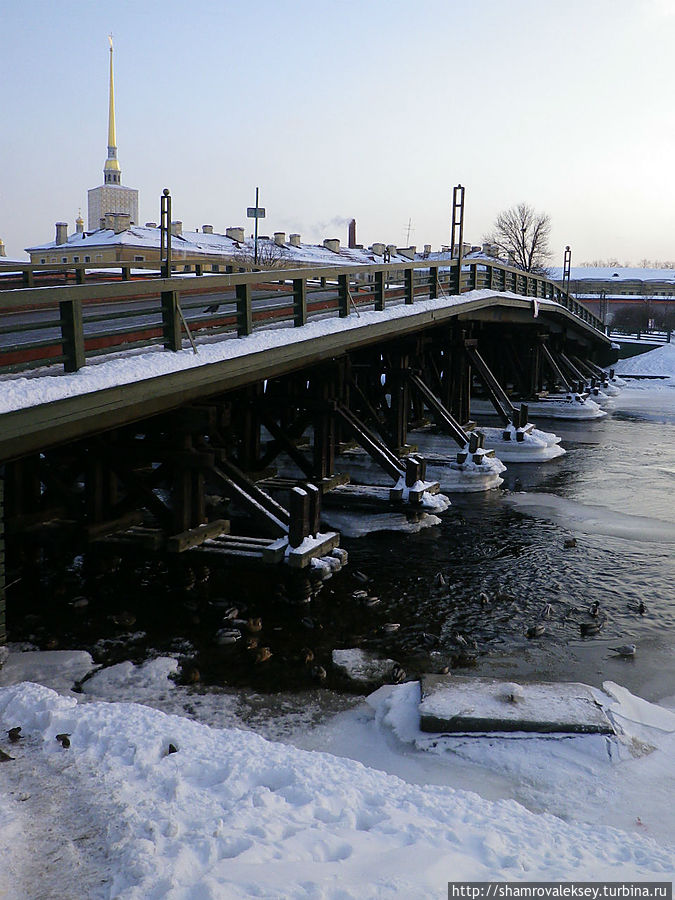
[{"left": 247, "top": 207, "right": 266, "bottom": 218}]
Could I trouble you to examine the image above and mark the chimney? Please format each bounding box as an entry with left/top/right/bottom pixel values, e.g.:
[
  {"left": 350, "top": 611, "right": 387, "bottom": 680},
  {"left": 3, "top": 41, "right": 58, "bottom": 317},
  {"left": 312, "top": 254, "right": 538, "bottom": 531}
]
[
  {"left": 202, "top": 224, "right": 214, "bottom": 234},
  {"left": 55, "top": 222, "right": 68, "bottom": 245},
  {"left": 145, "top": 222, "right": 158, "bottom": 228},
  {"left": 423, "top": 244, "right": 432, "bottom": 257},
  {"left": 371, "top": 242, "right": 385, "bottom": 256},
  {"left": 226, "top": 226, "right": 245, "bottom": 242},
  {"left": 386, "top": 244, "right": 397, "bottom": 257},
  {"left": 397, "top": 246, "right": 416, "bottom": 260},
  {"left": 323, "top": 238, "right": 340, "bottom": 253},
  {"left": 289, "top": 233, "right": 301, "bottom": 247},
  {"left": 171, "top": 220, "right": 183, "bottom": 237},
  {"left": 348, "top": 218, "right": 357, "bottom": 249},
  {"left": 274, "top": 232, "right": 286, "bottom": 247},
  {"left": 103, "top": 212, "right": 131, "bottom": 233},
  {"left": 0, "top": 238, "right": 5, "bottom": 258}
]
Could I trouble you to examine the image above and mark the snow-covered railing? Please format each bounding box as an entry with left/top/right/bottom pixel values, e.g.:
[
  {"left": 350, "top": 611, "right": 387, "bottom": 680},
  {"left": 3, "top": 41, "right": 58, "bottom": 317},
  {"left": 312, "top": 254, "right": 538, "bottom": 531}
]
[{"left": 0, "top": 259, "right": 605, "bottom": 374}]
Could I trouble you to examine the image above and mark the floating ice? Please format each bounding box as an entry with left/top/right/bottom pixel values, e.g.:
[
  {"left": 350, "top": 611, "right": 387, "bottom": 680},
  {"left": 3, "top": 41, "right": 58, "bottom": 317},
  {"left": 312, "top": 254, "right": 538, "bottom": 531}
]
[{"left": 504, "top": 492, "right": 675, "bottom": 543}]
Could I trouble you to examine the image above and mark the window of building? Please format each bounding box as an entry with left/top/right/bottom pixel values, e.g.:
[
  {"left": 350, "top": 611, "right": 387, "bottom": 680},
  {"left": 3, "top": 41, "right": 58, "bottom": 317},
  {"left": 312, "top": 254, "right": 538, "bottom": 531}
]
[
  {"left": 134, "top": 255, "right": 144, "bottom": 262},
  {"left": 73, "top": 256, "right": 79, "bottom": 263},
  {"left": 84, "top": 256, "right": 91, "bottom": 263},
  {"left": 50, "top": 257, "right": 57, "bottom": 263},
  {"left": 95, "top": 255, "right": 103, "bottom": 262},
  {"left": 62, "top": 257, "right": 68, "bottom": 263},
  {"left": 40, "top": 258, "right": 46, "bottom": 264}
]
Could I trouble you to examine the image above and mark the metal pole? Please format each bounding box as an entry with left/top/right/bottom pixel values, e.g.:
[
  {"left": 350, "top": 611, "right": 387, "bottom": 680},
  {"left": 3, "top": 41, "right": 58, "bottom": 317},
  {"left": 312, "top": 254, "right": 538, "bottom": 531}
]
[
  {"left": 160, "top": 188, "right": 172, "bottom": 277},
  {"left": 254, "top": 187, "right": 259, "bottom": 266},
  {"left": 562, "top": 245, "right": 572, "bottom": 299}
]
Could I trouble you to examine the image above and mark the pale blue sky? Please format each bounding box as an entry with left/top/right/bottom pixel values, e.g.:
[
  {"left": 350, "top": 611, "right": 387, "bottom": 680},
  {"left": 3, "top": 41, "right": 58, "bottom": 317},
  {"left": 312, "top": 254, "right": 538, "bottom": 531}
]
[{"left": 2, "top": 0, "right": 674, "bottom": 263}]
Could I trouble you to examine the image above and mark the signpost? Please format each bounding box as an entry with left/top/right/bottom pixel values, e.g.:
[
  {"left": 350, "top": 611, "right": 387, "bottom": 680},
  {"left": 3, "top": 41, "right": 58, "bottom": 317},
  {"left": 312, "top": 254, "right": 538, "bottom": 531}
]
[{"left": 247, "top": 187, "right": 266, "bottom": 265}]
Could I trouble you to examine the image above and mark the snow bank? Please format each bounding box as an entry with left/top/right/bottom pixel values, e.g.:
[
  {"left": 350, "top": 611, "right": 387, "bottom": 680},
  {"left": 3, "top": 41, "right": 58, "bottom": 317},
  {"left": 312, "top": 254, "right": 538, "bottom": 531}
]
[
  {"left": 0, "top": 681, "right": 672, "bottom": 900},
  {"left": 614, "top": 343, "right": 675, "bottom": 377}
]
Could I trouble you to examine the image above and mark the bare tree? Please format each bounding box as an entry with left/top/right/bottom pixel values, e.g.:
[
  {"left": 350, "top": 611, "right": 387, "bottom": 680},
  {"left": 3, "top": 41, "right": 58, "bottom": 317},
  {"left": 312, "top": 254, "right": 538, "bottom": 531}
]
[
  {"left": 232, "top": 239, "right": 285, "bottom": 271},
  {"left": 484, "top": 203, "right": 551, "bottom": 273}
]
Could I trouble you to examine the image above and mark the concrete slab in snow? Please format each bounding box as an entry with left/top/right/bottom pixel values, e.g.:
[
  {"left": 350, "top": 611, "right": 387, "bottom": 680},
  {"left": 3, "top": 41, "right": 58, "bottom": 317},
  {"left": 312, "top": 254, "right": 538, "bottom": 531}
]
[
  {"left": 419, "top": 675, "right": 614, "bottom": 734},
  {"left": 332, "top": 648, "right": 398, "bottom": 688}
]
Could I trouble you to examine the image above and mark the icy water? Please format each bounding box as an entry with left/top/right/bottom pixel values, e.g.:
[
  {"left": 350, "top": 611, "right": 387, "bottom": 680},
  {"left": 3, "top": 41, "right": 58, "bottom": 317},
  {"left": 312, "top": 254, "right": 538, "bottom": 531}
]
[
  {"left": 7, "top": 384, "right": 675, "bottom": 704},
  {"left": 325, "top": 383, "right": 675, "bottom": 703}
]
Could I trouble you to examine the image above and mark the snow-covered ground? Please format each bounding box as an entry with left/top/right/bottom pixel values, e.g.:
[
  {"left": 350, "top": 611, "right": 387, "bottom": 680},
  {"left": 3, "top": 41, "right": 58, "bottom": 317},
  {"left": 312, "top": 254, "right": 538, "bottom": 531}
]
[{"left": 0, "top": 649, "right": 673, "bottom": 898}]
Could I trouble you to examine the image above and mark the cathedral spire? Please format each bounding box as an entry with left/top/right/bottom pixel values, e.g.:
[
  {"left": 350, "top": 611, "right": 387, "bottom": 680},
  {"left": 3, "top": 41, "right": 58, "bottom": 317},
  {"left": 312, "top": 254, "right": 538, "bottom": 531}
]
[{"left": 103, "top": 34, "right": 121, "bottom": 185}]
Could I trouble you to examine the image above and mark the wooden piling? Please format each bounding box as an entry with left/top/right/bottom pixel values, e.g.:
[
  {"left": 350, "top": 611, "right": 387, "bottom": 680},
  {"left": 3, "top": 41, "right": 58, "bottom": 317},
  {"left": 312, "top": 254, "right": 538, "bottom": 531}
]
[{"left": 0, "top": 470, "right": 5, "bottom": 645}]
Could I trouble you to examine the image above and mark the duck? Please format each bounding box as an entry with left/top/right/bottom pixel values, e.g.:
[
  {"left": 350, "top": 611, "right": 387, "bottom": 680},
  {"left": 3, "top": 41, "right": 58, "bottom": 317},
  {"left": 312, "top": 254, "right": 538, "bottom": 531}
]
[
  {"left": 300, "top": 647, "right": 314, "bottom": 666},
  {"left": 254, "top": 647, "right": 273, "bottom": 664},
  {"left": 564, "top": 538, "right": 577, "bottom": 549},
  {"left": 7, "top": 727, "right": 22, "bottom": 743},
  {"left": 245, "top": 617, "right": 263, "bottom": 634},
  {"left": 391, "top": 663, "right": 407, "bottom": 684},
  {"left": 609, "top": 643, "right": 637, "bottom": 658},
  {"left": 526, "top": 623, "right": 545, "bottom": 639},
  {"left": 311, "top": 664, "right": 327, "bottom": 682},
  {"left": 580, "top": 619, "right": 604, "bottom": 636},
  {"left": 215, "top": 628, "right": 241, "bottom": 646},
  {"left": 55, "top": 733, "right": 71, "bottom": 749}
]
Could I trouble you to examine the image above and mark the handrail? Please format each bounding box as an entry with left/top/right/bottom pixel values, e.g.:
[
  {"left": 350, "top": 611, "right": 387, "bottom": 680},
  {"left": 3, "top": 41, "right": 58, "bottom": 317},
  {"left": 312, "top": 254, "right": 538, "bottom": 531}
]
[{"left": 0, "top": 258, "right": 607, "bottom": 375}]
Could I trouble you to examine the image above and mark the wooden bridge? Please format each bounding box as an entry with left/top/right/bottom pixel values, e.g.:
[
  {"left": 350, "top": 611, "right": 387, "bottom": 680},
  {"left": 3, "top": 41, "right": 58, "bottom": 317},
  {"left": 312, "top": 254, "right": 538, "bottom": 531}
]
[{"left": 0, "top": 254, "right": 612, "bottom": 643}]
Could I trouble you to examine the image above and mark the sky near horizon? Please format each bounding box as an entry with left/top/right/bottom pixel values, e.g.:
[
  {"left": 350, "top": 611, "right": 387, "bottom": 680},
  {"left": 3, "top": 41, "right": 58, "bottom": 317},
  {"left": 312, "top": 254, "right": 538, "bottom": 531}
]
[{"left": 1, "top": 0, "right": 674, "bottom": 264}]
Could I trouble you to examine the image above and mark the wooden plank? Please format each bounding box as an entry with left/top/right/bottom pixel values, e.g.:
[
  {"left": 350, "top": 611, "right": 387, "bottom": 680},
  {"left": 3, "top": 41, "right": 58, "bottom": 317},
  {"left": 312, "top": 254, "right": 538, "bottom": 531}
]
[
  {"left": 286, "top": 532, "right": 340, "bottom": 568},
  {"left": 262, "top": 536, "right": 289, "bottom": 564},
  {"left": 167, "top": 518, "right": 230, "bottom": 553},
  {"left": 86, "top": 510, "right": 144, "bottom": 540}
]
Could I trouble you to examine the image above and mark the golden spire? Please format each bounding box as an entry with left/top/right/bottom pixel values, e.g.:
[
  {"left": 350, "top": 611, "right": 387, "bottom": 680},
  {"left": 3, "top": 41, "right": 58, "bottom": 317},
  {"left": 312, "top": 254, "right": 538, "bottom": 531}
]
[{"left": 104, "top": 33, "right": 121, "bottom": 183}]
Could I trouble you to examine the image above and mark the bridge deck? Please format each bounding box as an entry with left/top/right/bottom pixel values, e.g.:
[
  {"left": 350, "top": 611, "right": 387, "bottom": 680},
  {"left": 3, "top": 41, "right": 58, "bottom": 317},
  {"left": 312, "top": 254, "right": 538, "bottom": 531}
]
[{"left": 0, "top": 288, "right": 608, "bottom": 463}]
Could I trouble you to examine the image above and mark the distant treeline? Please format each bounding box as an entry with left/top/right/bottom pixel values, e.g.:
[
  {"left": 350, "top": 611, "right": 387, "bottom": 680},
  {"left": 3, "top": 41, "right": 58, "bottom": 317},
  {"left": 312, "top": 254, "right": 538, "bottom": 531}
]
[{"left": 579, "top": 259, "right": 675, "bottom": 269}]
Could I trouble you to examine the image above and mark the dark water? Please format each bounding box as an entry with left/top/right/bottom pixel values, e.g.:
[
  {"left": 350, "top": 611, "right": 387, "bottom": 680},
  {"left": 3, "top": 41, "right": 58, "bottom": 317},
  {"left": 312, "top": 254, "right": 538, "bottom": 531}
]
[{"left": 7, "top": 385, "right": 675, "bottom": 703}]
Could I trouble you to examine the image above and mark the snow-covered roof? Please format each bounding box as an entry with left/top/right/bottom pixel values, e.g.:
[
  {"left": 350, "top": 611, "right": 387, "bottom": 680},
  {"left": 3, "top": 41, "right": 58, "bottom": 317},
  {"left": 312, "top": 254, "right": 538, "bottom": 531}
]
[
  {"left": 550, "top": 266, "right": 675, "bottom": 283},
  {"left": 26, "top": 225, "right": 425, "bottom": 268}
]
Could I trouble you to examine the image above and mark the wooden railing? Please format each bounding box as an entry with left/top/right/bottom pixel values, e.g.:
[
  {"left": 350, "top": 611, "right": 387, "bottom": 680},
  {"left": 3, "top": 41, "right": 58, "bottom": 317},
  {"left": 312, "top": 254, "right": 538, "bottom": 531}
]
[{"left": 0, "top": 258, "right": 606, "bottom": 375}]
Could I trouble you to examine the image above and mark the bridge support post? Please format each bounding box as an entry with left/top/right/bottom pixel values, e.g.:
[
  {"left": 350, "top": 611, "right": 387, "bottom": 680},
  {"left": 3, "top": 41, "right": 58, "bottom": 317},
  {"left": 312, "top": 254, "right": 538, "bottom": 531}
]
[
  {"left": 0, "top": 469, "right": 5, "bottom": 645},
  {"left": 161, "top": 290, "right": 181, "bottom": 351},
  {"left": 389, "top": 351, "right": 410, "bottom": 451},
  {"left": 374, "top": 270, "right": 385, "bottom": 311},
  {"left": 236, "top": 283, "right": 252, "bottom": 336},
  {"left": 238, "top": 384, "right": 262, "bottom": 472},
  {"left": 59, "top": 298, "right": 85, "bottom": 372},
  {"left": 312, "top": 377, "right": 336, "bottom": 481},
  {"left": 289, "top": 487, "right": 310, "bottom": 548},
  {"left": 429, "top": 267, "right": 438, "bottom": 300},
  {"left": 338, "top": 274, "right": 349, "bottom": 318},
  {"left": 404, "top": 269, "right": 414, "bottom": 305},
  {"left": 530, "top": 337, "right": 544, "bottom": 396},
  {"left": 448, "top": 331, "right": 471, "bottom": 426},
  {"left": 293, "top": 278, "right": 307, "bottom": 327}
]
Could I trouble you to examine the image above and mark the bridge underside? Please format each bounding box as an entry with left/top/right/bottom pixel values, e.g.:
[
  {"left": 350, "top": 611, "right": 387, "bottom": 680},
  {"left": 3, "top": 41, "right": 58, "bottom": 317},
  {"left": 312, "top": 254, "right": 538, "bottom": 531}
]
[{"left": 0, "top": 297, "right": 611, "bottom": 636}]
